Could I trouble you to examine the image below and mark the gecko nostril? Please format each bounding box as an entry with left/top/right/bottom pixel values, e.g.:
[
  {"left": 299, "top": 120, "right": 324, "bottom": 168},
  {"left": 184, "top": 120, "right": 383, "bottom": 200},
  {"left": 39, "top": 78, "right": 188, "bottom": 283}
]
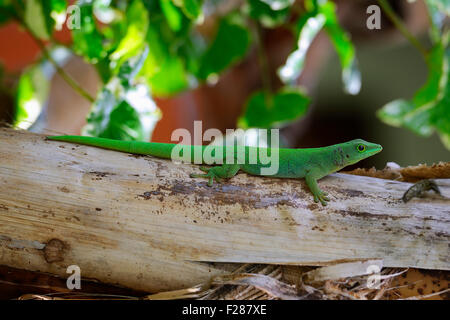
[{"left": 346, "top": 154, "right": 349, "bottom": 158}]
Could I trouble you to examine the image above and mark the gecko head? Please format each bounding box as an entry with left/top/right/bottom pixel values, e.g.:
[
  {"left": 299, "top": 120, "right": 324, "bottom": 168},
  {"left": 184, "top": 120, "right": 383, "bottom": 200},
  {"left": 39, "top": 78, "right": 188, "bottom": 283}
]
[{"left": 341, "top": 139, "right": 383, "bottom": 166}]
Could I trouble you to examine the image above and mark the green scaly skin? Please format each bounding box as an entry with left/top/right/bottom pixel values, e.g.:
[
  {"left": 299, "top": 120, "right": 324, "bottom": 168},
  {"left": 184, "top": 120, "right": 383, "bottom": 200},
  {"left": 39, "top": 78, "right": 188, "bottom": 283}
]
[{"left": 46, "top": 135, "right": 382, "bottom": 206}]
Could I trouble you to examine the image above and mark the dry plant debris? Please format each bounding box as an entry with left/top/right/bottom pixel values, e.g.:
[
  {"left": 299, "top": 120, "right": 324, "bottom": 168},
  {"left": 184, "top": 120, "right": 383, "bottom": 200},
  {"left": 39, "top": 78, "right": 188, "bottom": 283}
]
[
  {"left": 17, "top": 263, "right": 449, "bottom": 301},
  {"left": 343, "top": 161, "right": 450, "bottom": 183}
]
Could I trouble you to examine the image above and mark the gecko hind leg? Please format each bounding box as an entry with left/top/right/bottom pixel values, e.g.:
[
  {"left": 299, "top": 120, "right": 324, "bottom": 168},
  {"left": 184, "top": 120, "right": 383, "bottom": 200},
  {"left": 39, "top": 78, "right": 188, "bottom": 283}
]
[{"left": 190, "top": 164, "right": 241, "bottom": 187}]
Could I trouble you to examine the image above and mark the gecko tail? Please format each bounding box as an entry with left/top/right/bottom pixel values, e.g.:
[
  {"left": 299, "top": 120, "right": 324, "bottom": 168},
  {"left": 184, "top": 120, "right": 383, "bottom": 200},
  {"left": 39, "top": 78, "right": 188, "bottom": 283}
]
[
  {"left": 47, "top": 135, "right": 135, "bottom": 153},
  {"left": 47, "top": 135, "right": 184, "bottom": 159}
]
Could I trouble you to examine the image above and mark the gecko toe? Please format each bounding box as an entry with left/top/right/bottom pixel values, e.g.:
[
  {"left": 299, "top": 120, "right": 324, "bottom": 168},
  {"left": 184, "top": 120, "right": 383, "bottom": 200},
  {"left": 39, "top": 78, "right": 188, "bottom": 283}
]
[
  {"left": 315, "top": 192, "right": 329, "bottom": 206},
  {"left": 191, "top": 173, "right": 206, "bottom": 178}
]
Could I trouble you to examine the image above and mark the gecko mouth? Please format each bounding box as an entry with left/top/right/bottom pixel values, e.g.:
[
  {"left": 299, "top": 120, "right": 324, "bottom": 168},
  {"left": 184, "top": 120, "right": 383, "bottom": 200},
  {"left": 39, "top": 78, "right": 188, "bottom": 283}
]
[{"left": 369, "top": 145, "right": 383, "bottom": 155}]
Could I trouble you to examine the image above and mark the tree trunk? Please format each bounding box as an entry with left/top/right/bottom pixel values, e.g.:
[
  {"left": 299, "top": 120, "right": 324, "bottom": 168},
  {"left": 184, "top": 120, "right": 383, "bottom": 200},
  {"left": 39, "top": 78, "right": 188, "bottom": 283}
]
[{"left": 0, "top": 128, "right": 448, "bottom": 292}]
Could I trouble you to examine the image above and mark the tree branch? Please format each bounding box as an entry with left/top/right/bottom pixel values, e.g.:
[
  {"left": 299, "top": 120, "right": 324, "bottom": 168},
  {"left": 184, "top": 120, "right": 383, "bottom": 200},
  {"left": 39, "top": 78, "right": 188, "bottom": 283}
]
[{"left": 0, "top": 128, "right": 448, "bottom": 292}]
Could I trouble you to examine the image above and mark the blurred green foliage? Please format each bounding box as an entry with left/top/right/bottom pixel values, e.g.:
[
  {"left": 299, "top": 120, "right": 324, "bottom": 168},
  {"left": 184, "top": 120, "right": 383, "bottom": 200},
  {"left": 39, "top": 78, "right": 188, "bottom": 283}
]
[
  {"left": 238, "top": 88, "right": 310, "bottom": 128},
  {"left": 377, "top": 0, "right": 450, "bottom": 149},
  {"left": 277, "top": 0, "right": 360, "bottom": 95},
  {"left": 1, "top": 0, "right": 449, "bottom": 149},
  {"left": 14, "top": 64, "right": 49, "bottom": 129}
]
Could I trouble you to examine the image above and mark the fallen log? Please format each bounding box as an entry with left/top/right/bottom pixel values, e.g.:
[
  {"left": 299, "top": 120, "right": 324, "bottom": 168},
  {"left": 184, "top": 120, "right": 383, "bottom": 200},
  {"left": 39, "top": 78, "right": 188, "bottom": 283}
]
[{"left": 0, "top": 128, "right": 448, "bottom": 292}]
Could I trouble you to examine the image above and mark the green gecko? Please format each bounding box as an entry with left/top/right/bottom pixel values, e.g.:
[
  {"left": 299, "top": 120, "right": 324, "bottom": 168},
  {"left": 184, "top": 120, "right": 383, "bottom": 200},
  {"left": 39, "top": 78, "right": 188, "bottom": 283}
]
[{"left": 46, "top": 135, "right": 382, "bottom": 206}]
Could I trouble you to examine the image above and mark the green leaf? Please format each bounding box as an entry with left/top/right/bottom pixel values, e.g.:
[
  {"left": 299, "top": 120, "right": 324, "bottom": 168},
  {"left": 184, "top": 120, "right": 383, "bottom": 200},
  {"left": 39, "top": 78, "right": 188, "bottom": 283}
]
[
  {"left": 378, "top": 43, "right": 450, "bottom": 149},
  {"left": 238, "top": 88, "right": 310, "bottom": 128},
  {"left": 43, "top": 0, "right": 68, "bottom": 32},
  {"left": 71, "top": 0, "right": 104, "bottom": 63},
  {"left": 196, "top": 14, "right": 251, "bottom": 80},
  {"left": 25, "top": 0, "right": 50, "bottom": 40},
  {"left": 277, "top": 0, "right": 360, "bottom": 93},
  {"left": 83, "top": 92, "right": 160, "bottom": 141},
  {"left": 145, "top": 55, "right": 189, "bottom": 97},
  {"left": 278, "top": 13, "right": 326, "bottom": 83},
  {"left": 377, "top": 99, "right": 414, "bottom": 128},
  {"left": 23, "top": 0, "right": 67, "bottom": 39},
  {"left": 426, "top": 0, "right": 450, "bottom": 16},
  {"left": 413, "top": 44, "right": 445, "bottom": 106},
  {"left": 425, "top": 0, "right": 449, "bottom": 43},
  {"left": 83, "top": 47, "right": 161, "bottom": 141},
  {"left": 93, "top": 0, "right": 118, "bottom": 24},
  {"left": 319, "top": 1, "right": 360, "bottom": 95},
  {"left": 172, "top": 0, "right": 203, "bottom": 21},
  {"left": 142, "top": 23, "right": 169, "bottom": 78},
  {"left": 259, "top": 0, "right": 294, "bottom": 10},
  {"left": 110, "top": 0, "right": 149, "bottom": 64},
  {"left": 160, "top": 0, "right": 183, "bottom": 32},
  {"left": 377, "top": 99, "right": 434, "bottom": 136},
  {"left": 403, "top": 44, "right": 447, "bottom": 137},
  {"left": 0, "top": 0, "right": 16, "bottom": 25},
  {"left": 139, "top": 4, "right": 190, "bottom": 96},
  {"left": 178, "top": 32, "right": 206, "bottom": 76},
  {"left": 246, "top": 0, "right": 290, "bottom": 28},
  {"left": 430, "top": 47, "right": 450, "bottom": 148},
  {"left": 14, "top": 65, "right": 49, "bottom": 129},
  {"left": 118, "top": 46, "right": 150, "bottom": 86}
]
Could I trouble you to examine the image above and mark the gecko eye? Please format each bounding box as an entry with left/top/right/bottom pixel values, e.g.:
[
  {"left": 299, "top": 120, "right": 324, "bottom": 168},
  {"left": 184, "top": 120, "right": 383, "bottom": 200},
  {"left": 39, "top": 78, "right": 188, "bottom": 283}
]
[{"left": 357, "top": 144, "right": 366, "bottom": 152}]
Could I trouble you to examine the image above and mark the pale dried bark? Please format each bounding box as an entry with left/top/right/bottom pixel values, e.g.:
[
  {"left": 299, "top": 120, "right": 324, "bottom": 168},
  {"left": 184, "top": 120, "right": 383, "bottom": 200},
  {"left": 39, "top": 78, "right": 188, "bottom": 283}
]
[{"left": 0, "top": 128, "right": 448, "bottom": 292}]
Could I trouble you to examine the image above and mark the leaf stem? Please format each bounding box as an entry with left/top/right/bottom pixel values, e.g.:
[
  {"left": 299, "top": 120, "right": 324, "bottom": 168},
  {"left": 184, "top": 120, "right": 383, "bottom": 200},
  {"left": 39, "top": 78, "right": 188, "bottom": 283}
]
[
  {"left": 254, "top": 23, "right": 273, "bottom": 98},
  {"left": 377, "top": 0, "right": 428, "bottom": 58}
]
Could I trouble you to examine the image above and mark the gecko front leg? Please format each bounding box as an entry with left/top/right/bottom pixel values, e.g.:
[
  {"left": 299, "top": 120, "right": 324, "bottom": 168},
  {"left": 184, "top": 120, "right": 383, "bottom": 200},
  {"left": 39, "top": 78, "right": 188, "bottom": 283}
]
[{"left": 305, "top": 174, "right": 330, "bottom": 206}]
